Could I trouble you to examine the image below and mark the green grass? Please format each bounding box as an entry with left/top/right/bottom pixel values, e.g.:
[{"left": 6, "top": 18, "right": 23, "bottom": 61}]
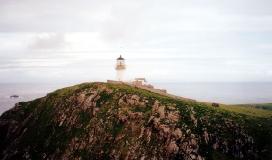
[
  {"left": 78, "top": 111, "right": 91, "bottom": 125},
  {"left": 46, "top": 82, "right": 272, "bottom": 118},
  {"left": 5, "top": 81, "right": 271, "bottom": 160},
  {"left": 203, "top": 102, "right": 272, "bottom": 118},
  {"left": 235, "top": 103, "right": 272, "bottom": 111},
  {"left": 221, "top": 104, "right": 272, "bottom": 118}
]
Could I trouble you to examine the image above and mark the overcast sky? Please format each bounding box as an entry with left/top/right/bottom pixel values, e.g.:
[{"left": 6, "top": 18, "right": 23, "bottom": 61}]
[{"left": 0, "top": 0, "right": 272, "bottom": 83}]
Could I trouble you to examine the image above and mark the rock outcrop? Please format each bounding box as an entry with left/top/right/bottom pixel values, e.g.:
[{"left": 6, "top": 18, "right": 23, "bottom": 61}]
[{"left": 0, "top": 82, "right": 271, "bottom": 160}]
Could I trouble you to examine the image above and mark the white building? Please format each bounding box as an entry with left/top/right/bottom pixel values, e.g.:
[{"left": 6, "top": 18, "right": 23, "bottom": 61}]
[{"left": 115, "top": 55, "right": 126, "bottom": 81}]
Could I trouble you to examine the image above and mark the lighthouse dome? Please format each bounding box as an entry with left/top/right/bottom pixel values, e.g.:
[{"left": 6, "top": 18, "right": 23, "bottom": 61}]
[{"left": 117, "top": 55, "right": 125, "bottom": 60}]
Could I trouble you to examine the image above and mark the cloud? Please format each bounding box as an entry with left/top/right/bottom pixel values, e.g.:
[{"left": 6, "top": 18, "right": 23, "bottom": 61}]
[
  {"left": 0, "top": 0, "right": 271, "bottom": 33},
  {"left": 0, "top": 0, "right": 271, "bottom": 82},
  {"left": 257, "top": 43, "right": 272, "bottom": 49},
  {"left": 28, "top": 33, "right": 68, "bottom": 50}
]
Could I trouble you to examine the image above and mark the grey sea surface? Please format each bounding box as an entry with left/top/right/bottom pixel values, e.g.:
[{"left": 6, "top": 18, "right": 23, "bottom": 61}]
[
  {"left": 153, "top": 82, "right": 272, "bottom": 104},
  {"left": 0, "top": 83, "right": 71, "bottom": 115}
]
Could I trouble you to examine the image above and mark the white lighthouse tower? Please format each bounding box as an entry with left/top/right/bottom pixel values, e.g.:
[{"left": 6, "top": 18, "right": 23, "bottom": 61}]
[{"left": 115, "top": 55, "right": 126, "bottom": 81}]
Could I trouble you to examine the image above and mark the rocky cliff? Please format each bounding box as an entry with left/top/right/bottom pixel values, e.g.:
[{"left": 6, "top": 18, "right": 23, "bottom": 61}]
[{"left": 0, "top": 82, "right": 271, "bottom": 160}]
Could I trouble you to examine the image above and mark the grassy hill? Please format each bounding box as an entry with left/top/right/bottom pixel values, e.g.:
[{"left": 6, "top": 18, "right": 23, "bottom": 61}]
[
  {"left": 203, "top": 103, "right": 272, "bottom": 118},
  {"left": 0, "top": 82, "right": 271, "bottom": 160},
  {"left": 231, "top": 103, "right": 272, "bottom": 111}
]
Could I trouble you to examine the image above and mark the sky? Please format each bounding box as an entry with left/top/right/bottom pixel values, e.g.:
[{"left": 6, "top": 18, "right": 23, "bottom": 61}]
[{"left": 0, "top": 0, "right": 272, "bottom": 83}]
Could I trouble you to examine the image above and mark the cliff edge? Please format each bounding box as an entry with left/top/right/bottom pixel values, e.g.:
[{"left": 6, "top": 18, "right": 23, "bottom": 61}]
[{"left": 0, "top": 82, "right": 271, "bottom": 159}]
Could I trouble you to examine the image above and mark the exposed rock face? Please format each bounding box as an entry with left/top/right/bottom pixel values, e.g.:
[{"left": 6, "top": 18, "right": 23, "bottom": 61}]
[{"left": 0, "top": 82, "right": 270, "bottom": 160}]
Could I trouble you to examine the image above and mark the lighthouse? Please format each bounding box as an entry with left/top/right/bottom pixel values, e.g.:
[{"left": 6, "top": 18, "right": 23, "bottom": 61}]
[{"left": 115, "top": 55, "right": 126, "bottom": 81}]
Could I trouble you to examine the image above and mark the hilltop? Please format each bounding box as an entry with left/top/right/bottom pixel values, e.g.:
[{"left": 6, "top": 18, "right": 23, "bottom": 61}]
[{"left": 0, "top": 82, "right": 271, "bottom": 160}]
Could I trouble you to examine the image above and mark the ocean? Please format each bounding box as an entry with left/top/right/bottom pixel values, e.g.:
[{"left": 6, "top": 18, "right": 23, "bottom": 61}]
[
  {"left": 0, "top": 82, "right": 272, "bottom": 115},
  {"left": 0, "top": 83, "right": 71, "bottom": 115}
]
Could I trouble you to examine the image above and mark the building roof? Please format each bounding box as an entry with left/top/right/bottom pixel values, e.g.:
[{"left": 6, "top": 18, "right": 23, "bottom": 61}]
[
  {"left": 117, "top": 55, "right": 125, "bottom": 60},
  {"left": 135, "top": 78, "right": 147, "bottom": 82}
]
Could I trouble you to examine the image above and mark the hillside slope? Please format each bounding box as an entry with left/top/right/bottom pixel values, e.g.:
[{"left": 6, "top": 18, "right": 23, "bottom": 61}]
[
  {"left": 231, "top": 103, "right": 272, "bottom": 111},
  {"left": 0, "top": 82, "right": 271, "bottom": 160}
]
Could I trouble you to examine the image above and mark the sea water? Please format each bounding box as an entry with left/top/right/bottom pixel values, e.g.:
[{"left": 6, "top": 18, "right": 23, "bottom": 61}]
[{"left": 154, "top": 82, "right": 272, "bottom": 104}]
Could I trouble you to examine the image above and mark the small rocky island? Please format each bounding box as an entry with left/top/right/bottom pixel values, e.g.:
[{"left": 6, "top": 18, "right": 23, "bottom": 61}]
[
  {"left": 0, "top": 82, "right": 271, "bottom": 159},
  {"left": 9, "top": 95, "right": 19, "bottom": 98}
]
